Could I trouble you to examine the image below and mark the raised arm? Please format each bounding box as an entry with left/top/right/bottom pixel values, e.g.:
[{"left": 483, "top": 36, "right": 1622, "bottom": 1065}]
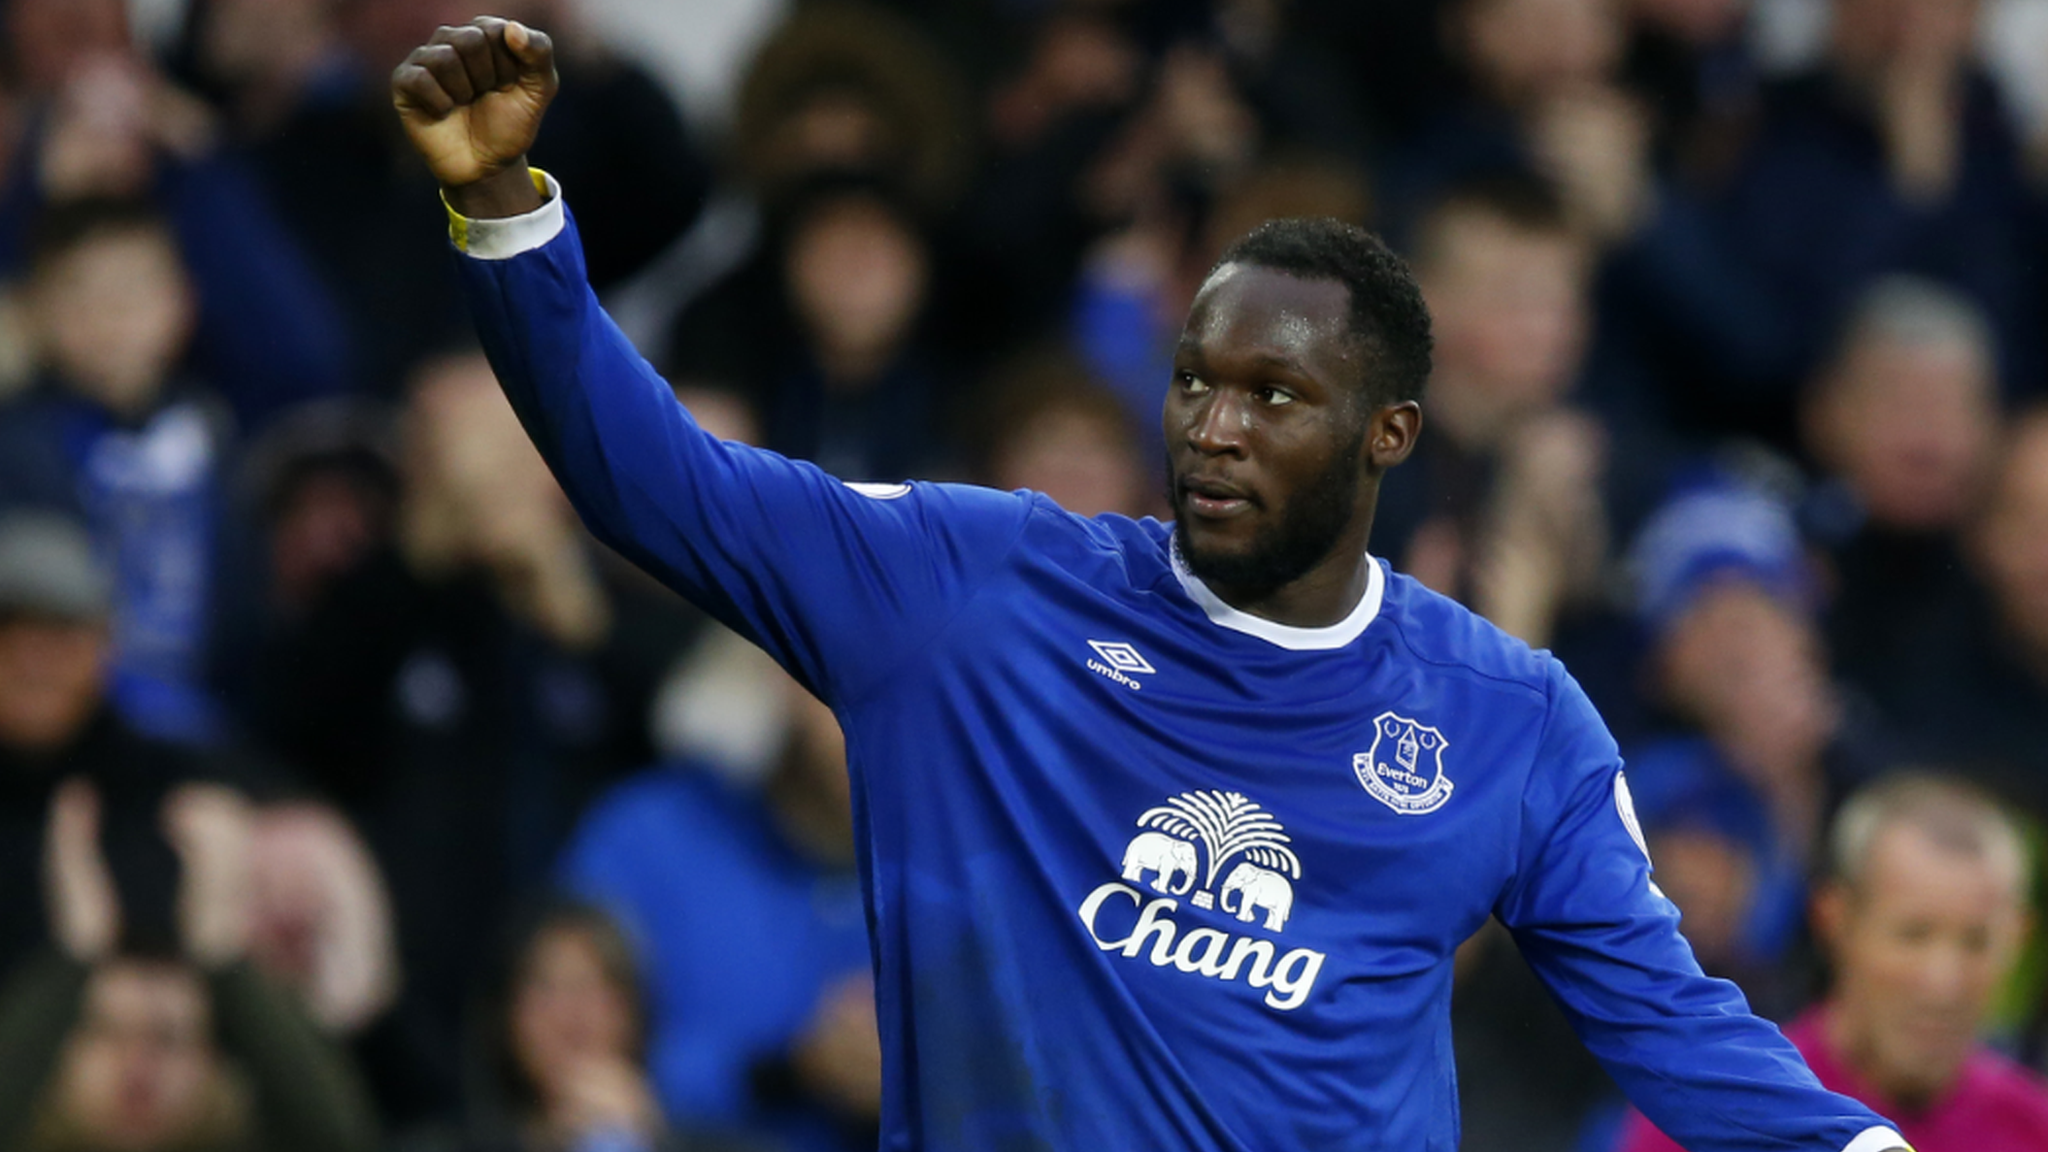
[
  {"left": 1497, "top": 662, "right": 1909, "bottom": 1152},
  {"left": 391, "top": 19, "right": 1032, "bottom": 704}
]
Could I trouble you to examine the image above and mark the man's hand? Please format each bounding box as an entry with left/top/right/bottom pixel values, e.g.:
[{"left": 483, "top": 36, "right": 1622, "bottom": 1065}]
[
  {"left": 163, "top": 783, "right": 257, "bottom": 969},
  {"left": 392, "top": 16, "right": 557, "bottom": 217},
  {"left": 44, "top": 780, "right": 120, "bottom": 963}
]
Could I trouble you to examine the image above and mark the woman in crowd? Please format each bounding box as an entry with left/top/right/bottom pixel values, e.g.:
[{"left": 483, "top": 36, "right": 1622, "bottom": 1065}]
[{"left": 401, "top": 899, "right": 765, "bottom": 1152}]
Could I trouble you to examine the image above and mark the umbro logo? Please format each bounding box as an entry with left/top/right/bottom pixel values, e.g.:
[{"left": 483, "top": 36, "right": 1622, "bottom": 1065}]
[{"left": 1087, "top": 640, "right": 1154, "bottom": 690}]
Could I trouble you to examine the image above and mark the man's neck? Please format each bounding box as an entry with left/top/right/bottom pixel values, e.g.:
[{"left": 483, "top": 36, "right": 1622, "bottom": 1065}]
[{"left": 1206, "top": 554, "right": 1374, "bottom": 629}]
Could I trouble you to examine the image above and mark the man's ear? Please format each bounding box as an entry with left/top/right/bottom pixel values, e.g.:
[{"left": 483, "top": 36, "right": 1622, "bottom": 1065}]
[{"left": 1366, "top": 401, "right": 1422, "bottom": 472}]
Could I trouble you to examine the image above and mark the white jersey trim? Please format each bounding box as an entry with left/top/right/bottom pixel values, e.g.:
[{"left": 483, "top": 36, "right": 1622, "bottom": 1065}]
[
  {"left": 1171, "top": 546, "right": 1385, "bottom": 651},
  {"left": 1840, "top": 1126, "right": 1908, "bottom": 1152},
  {"left": 448, "top": 170, "right": 567, "bottom": 260}
]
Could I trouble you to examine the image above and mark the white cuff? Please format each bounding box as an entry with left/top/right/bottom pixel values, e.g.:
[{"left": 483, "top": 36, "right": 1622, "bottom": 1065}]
[
  {"left": 1840, "top": 1125, "right": 1909, "bottom": 1152},
  {"left": 446, "top": 169, "right": 565, "bottom": 259}
]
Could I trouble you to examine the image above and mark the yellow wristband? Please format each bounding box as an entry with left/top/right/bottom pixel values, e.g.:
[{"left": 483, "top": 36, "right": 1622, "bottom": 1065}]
[{"left": 443, "top": 167, "right": 554, "bottom": 253}]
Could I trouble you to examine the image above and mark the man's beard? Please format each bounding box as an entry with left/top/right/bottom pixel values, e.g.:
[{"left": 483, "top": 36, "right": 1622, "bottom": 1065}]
[{"left": 1170, "top": 430, "right": 1367, "bottom": 599}]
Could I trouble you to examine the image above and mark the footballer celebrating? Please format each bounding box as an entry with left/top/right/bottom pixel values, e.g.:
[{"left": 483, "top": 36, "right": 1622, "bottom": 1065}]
[{"left": 394, "top": 18, "right": 1909, "bottom": 1152}]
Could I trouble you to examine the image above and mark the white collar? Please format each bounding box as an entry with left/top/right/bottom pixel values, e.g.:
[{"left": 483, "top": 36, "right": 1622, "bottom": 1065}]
[{"left": 1170, "top": 543, "right": 1386, "bottom": 651}]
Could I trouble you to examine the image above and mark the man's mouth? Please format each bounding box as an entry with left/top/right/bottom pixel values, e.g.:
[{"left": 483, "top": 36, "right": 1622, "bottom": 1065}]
[{"left": 1180, "top": 476, "right": 1255, "bottom": 519}]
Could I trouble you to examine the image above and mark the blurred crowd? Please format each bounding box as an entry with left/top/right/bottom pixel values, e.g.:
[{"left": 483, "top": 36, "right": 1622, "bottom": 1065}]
[{"left": 4, "top": 0, "right": 2048, "bottom": 1149}]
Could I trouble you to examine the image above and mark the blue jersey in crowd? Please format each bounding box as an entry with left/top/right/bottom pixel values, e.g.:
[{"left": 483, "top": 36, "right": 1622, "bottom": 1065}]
[{"left": 450, "top": 177, "right": 1904, "bottom": 1152}]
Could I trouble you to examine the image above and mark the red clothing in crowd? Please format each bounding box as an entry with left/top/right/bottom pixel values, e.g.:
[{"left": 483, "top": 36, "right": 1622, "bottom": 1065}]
[{"left": 1614, "top": 1007, "right": 2048, "bottom": 1152}]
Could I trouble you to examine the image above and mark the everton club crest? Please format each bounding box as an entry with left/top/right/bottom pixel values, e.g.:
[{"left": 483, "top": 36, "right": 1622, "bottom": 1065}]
[{"left": 1355, "top": 712, "right": 1454, "bottom": 815}]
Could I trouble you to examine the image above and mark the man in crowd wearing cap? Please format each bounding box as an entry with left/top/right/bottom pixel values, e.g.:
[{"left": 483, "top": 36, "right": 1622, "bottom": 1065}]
[
  {"left": 0, "top": 511, "right": 252, "bottom": 977},
  {"left": 1616, "top": 773, "right": 2048, "bottom": 1151},
  {"left": 1619, "top": 476, "right": 1904, "bottom": 1015}
]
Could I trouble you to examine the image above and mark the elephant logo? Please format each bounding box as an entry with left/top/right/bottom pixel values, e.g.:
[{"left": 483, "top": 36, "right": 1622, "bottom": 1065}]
[
  {"left": 1115, "top": 790, "right": 1303, "bottom": 930},
  {"left": 1219, "top": 862, "right": 1294, "bottom": 931},
  {"left": 1121, "top": 830, "right": 1197, "bottom": 894},
  {"left": 1355, "top": 712, "right": 1454, "bottom": 815}
]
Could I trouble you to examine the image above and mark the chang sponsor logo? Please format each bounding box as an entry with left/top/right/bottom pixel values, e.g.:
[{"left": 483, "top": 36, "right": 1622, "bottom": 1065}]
[{"left": 1077, "top": 790, "right": 1325, "bottom": 1011}]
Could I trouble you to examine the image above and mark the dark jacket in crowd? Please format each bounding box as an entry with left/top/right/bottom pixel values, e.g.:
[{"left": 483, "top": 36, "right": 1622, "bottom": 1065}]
[
  {"left": 252, "top": 549, "right": 699, "bottom": 1106},
  {"left": 0, "top": 709, "right": 253, "bottom": 977}
]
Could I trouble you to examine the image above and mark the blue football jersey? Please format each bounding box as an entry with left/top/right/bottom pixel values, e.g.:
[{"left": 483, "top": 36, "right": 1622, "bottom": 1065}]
[{"left": 451, "top": 184, "right": 1904, "bottom": 1152}]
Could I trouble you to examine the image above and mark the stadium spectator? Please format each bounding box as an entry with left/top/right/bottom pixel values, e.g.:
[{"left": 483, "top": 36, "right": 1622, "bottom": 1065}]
[
  {"left": 1614, "top": 773, "right": 2048, "bottom": 1151},
  {"left": 946, "top": 3, "right": 1148, "bottom": 357},
  {"left": 252, "top": 350, "right": 701, "bottom": 1112},
  {"left": 396, "top": 899, "right": 761, "bottom": 1152},
  {"left": 0, "top": 776, "right": 377, "bottom": 1152},
  {"left": 0, "top": 0, "right": 354, "bottom": 426},
  {"left": 1370, "top": 175, "right": 1614, "bottom": 649},
  {"left": 657, "top": 1, "right": 968, "bottom": 382},
  {"left": 1704, "top": 0, "right": 2040, "bottom": 423},
  {"left": 1878, "top": 406, "right": 2048, "bottom": 816},
  {"left": 210, "top": 401, "right": 403, "bottom": 777},
  {"left": 670, "top": 177, "right": 950, "bottom": 482},
  {"left": 0, "top": 198, "right": 249, "bottom": 744},
  {"left": 1383, "top": 0, "right": 1651, "bottom": 244},
  {"left": 1801, "top": 277, "right": 2002, "bottom": 717},
  {"left": 561, "top": 647, "right": 876, "bottom": 1152},
  {"left": 730, "top": 1, "right": 967, "bottom": 214},
  {"left": 0, "top": 510, "right": 265, "bottom": 979},
  {"left": 1618, "top": 0, "right": 1760, "bottom": 177},
  {"left": 1619, "top": 477, "right": 1897, "bottom": 1013},
  {"left": 174, "top": 0, "right": 356, "bottom": 140},
  {"left": 974, "top": 347, "right": 1152, "bottom": 519},
  {"left": 236, "top": 399, "right": 402, "bottom": 623}
]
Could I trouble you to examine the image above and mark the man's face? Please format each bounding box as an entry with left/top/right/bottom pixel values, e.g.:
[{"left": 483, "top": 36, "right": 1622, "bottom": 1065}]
[
  {"left": 1458, "top": 0, "right": 1623, "bottom": 108},
  {"left": 56, "top": 960, "right": 217, "bottom": 1151},
  {"left": 1656, "top": 581, "right": 1837, "bottom": 784},
  {"left": 1164, "top": 265, "right": 1376, "bottom": 598},
  {"left": 30, "top": 226, "right": 194, "bottom": 417},
  {"left": 0, "top": 614, "right": 108, "bottom": 752},
  {"left": 784, "top": 196, "right": 928, "bottom": 382},
  {"left": 1809, "top": 333, "right": 1996, "bottom": 532},
  {"left": 1821, "top": 822, "right": 2026, "bottom": 1102},
  {"left": 1418, "top": 209, "right": 1588, "bottom": 446}
]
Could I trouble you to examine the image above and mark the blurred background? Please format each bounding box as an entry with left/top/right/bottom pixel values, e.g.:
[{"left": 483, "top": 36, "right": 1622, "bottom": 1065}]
[{"left": 2, "top": 0, "right": 2048, "bottom": 1149}]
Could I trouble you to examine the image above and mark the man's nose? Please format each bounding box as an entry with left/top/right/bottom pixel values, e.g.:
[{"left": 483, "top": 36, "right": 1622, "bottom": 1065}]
[
  {"left": 1185, "top": 391, "right": 1249, "bottom": 455},
  {"left": 1909, "top": 940, "right": 1978, "bottom": 1009}
]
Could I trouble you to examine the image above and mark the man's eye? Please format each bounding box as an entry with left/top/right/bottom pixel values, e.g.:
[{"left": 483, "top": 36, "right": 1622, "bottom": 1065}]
[
  {"left": 1258, "top": 387, "right": 1295, "bottom": 405},
  {"left": 1178, "top": 372, "right": 1209, "bottom": 394}
]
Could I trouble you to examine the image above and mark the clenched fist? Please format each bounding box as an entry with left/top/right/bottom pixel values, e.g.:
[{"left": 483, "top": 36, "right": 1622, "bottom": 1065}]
[{"left": 392, "top": 16, "right": 558, "bottom": 218}]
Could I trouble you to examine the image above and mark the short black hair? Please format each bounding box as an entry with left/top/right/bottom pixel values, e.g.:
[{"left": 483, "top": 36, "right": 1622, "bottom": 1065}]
[
  {"left": 1212, "top": 217, "right": 1434, "bottom": 407},
  {"left": 27, "top": 196, "right": 170, "bottom": 274}
]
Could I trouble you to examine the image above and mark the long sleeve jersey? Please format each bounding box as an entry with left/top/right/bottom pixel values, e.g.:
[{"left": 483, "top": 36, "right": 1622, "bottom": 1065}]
[{"left": 450, "top": 174, "right": 1904, "bottom": 1152}]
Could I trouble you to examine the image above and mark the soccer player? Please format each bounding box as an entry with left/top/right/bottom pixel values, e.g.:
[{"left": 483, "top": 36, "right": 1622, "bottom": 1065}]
[{"left": 391, "top": 18, "right": 1910, "bottom": 1152}]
